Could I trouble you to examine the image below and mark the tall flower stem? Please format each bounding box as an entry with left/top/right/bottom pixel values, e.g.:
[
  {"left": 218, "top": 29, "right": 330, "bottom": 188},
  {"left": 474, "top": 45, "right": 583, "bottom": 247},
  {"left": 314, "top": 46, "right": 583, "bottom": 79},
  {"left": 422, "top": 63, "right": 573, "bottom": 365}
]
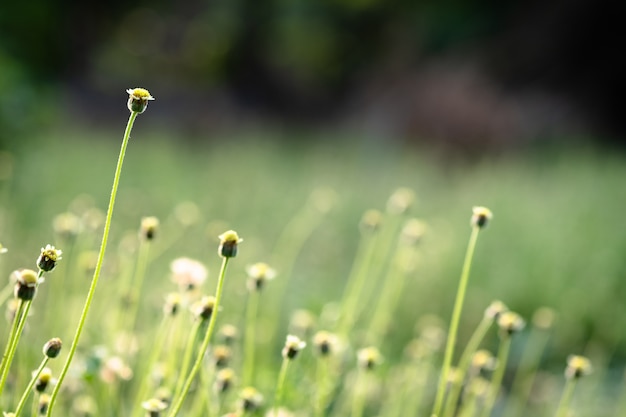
[
  {"left": 46, "top": 110, "right": 139, "bottom": 417},
  {"left": 480, "top": 336, "right": 512, "bottom": 417},
  {"left": 431, "top": 225, "right": 480, "bottom": 417},
  {"left": 167, "top": 257, "right": 230, "bottom": 417},
  {"left": 0, "top": 269, "right": 44, "bottom": 397},
  {"left": 13, "top": 356, "right": 49, "bottom": 417},
  {"left": 273, "top": 358, "right": 290, "bottom": 417},
  {"left": 554, "top": 378, "right": 577, "bottom": 417},
  {"left": 0, "top": 299, "right": 26, "bottom": 396},
  {"left": 243, "top": 290, "right": 260, "bottom": 386}
]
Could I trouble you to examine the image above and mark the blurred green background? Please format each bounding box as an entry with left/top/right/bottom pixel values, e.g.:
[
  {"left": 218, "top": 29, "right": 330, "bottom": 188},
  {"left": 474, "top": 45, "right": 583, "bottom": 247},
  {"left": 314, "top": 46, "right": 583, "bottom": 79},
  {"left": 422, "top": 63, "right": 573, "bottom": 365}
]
[{"left": 1, "top": 0, "right": 626, "bottom": 402}]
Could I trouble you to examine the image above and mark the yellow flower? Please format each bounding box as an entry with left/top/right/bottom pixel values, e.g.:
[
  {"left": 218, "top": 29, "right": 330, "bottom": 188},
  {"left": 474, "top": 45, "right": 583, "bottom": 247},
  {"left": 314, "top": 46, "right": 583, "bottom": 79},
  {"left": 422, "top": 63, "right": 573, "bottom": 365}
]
[{"left": 126, "top": 88, "right": 154, "bottom": 113}]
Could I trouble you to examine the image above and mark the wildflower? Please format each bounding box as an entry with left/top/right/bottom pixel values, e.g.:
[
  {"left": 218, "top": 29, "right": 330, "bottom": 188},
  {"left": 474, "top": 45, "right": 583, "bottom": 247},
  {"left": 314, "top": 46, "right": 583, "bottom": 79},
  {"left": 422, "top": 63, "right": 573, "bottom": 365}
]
[
  {"left": 282, "top": 335, "right": 306, "bottom": 360},
  {"left": 35, "top": 367, "right": 53, "bottom": 392},
  {"left": 359, "top": 209, "right": 383, "bottom": 235},
  {"left": 38, "top": 394, "right": 51, "bottom": 415},
  {"left": 471, "top": 206, "right": 493, "bottom": 229},
  {"left": 43, "top": 338, "right": 63, "bottom": 358},
  {"left": 470, "top": 350, "right": 497, "bottom": 373},
  {"left": 219, "top": 324, "right": 239, "bottom": 345},
  {"left": 218, "top": 230, "right": 242, "bottom": 258},
  {"left": 357, "top": 347, "right": 383, "bottom": 370},
  {"left": 127, "top": 88, "right": 154, "bottom": 114},
  {"left": 484, "top": 300, "right": 508, "bottom": 320},
  {"left": 214, "top": 368, "right": 236, "bottom": 393},
  {"left": 565, "top": 355, "right": 592, "bottom": 379},
  {"left": 191, "top": 295, "right": 216, "bottom": 320},
  {"left": 163, "top": 292, "right": 182, "bottom": 316},
  {"left": 170, "top": 257, "right": 208, "bottom": 291},
  {"left": 387, "top": 187, "right": 416, "bottom": 215},
  {"left": 497, "top": 311, "right": 526, "bottom": 336},
  {"left": 140, "top": 216, "right": 160, "bottom": 241},
  {"left": 53, "top": 212, "right": 82, "bottom": 241},
  {"left": 212, "top": 345, "right": 232, "bottom": 368},
  {"left": 312, "top": 331, "right": 338, "bottom": 357},
  {"left": 0, "top": 243, "right": 8, "bottom": 254},
  {"left": 246, "top": 262, "right": 277, "bottom": 291},
  {"left": 238, "top": 386, "right": 264, "bottom": 412},
  {"left": 13, "top": 268, "right": 40, "bottom": 301},
  {"left": 37, "top": 244, "right": 62, "bottom": 272},
  {"left": 141, "top": 398, "right": 168, "bottom": 417}
]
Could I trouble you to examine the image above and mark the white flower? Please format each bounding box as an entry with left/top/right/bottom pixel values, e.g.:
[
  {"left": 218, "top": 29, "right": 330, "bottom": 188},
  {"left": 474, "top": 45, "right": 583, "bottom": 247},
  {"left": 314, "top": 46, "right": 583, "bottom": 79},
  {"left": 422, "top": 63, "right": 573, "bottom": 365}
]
[{"left": 170, "top": 257, "right": 208, "bottom": 290}]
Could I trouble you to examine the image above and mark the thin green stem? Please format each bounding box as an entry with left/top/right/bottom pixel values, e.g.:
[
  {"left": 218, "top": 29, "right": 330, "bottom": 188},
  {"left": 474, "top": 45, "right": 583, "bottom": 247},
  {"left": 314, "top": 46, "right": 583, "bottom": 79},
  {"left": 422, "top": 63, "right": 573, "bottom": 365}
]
[
  {"left": 167, "top": 257, "right": 230, "bottom": 417},
  {"left": 351, "top": 370, "right": 367, "bottom": 417},
  {"left": 431, "top": 225, "right": 480, "bottom": 417},
  {"left": 243, "top": 290, "right": 260, "bottom": 386},
  {"left": 442, "top": 316, "right": 493, "bottom": 417},
  {"left": 554, "top": 378, "right": 577, "bottom": 417},
  {"left": 0, "top": 299, "right": 25, "bottom": 395},
  {"left": 14, "top": 356, "right": 49, "bottom": 417},
  {"left": 125, "top": 239, "right": 152, "bottom": 335},
  {"left": 480, "top": 336, "right": 512, "bottom": 417},
  {"left": 314, "top": 358, "right": 329, "bottom": 417},
  {"left": 273, "top": 358, "right": 290, "bottom": 417},
  {"left": 46, "top": 110, "right": 139, "bottom": 417},
  {"left": 173, "top": 319, "right": 203, "bottom": 400}
]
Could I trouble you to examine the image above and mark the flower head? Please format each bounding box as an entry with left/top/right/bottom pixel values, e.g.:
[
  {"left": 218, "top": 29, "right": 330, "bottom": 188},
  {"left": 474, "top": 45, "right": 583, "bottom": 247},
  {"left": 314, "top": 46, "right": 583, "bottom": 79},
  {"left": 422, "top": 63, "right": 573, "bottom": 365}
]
[
  {"left": 214, "top": 368, "right": 236, "bottom": 393},
  {"left": 497, "top": 311, "right": 526, "bottom": 336},
  {"left": 127, "top": 88, "right": 154, "bottom": 114},
  {"left": 218, "top": 230, "right": 242, "bottom": 258},
  {"left": 282, "top": 335, "right": 306, "bottom": 360},
  {"left": 238, "top": 386, "right": 264, "bottom": 412},
  {"left": 142, "top": 398, "right": 168, "bottom": 417},
  {"left": 312, "top": 330, "right": 338, "bottom": 357},
  {"left": 35, "top": 367, "right": 53, "bottom": 393},
  {"left": 357, "top": 346, "right": 383, "bottom": 370},
  {"left": 565, "top": 355, "right": 592, "bottom": 379},
  {"left": 140, "top": 216, "right": 160, "bottom": 241},
  {"left": 13, "top": 269, "right": 40, "bottom": 300},
  {"left": 170, "top": 257, "right": 208, "bottom": 291},
  {"left": 471, "top": 206, "right": 493, "bottom": 229},
  {"left": 386, "top": 187, "right": 416, "bottom": 215},
  {"left": 37, "top": 244, "right": 63, "bottom": 272},
  {"left": 246, "top": 262, "right": 277, "bottom": 291},
  {"left": 43, "top": 337, "right": 63, "bottom": 358}
]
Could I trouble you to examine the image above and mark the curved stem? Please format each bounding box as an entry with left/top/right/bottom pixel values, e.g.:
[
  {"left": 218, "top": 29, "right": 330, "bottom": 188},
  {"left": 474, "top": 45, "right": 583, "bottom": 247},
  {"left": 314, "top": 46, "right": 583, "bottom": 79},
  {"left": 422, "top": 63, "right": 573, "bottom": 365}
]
[
  {"left": 167, "top": 257, "right": 230, "bottom": 417},
  {"left": 46, "top": 111, "right": 139, "bottom": 417},
  {"left": 0, "top": 299, "right": 26, "bottom": 396},
  {"left": 431, "top": 226, "right": 480, "bottom": 417}
]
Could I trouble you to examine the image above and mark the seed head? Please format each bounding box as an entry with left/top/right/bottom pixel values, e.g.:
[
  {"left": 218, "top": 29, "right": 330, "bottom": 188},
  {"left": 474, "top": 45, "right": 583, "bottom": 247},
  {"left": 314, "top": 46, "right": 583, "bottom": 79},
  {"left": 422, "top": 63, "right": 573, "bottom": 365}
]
[
  {"left": 127, "top": 88, "right": 155, "bottom": 114},
  {"left": 312, "top": 330, "right": 338, "bottom": 357},
  {"left": 357, "top": 346, "right": 383, "bottom": 370},
  {"left": 13, "top": 269, "right": 39, "bottom": 300},
  {"left": 214, "top": 368, "right": 236, "bottom": 393},
  {"left": 218, "top": 230, "right": 242, "bottom": 258},
  {"left": 37, "top": 244, "right": 63, "bottom": 272},
  {"left": 191, "top": 295, "right": 216, "bottom": 320},
  {"left": 35, "top": 367, "right": 53, "bottom": 393},
  {"left": 565, "top": 355, "right": 592, "bottom": 379},
  {"left": 141, "top": 398, "right": 168, "bottom": 417},
  {"left": 471, "top": 206, "right": 493, "bottom": 229},
  {"left": 497, "top": 311, "right": 526, "bottom": 336},
  {"left": 43, "top": 337, "right": 63, "bottom": 358},
  {"left": 282, "top": 334, "right": 306, "bottom": 360},
  {"left": 246, "top": 262, "right": 277, "bottom": 291},
  {"left": 140, "top": 216, "right": 160, "bottom": 241},
  {"left": 238, "top": 386, "right": 264, "bottom": 412},
  {"left": 387, "top": 187, "right": 416, "bottom": 215},
  {"left": 484, "top": 300, "right": 508, "bottom": 321}
]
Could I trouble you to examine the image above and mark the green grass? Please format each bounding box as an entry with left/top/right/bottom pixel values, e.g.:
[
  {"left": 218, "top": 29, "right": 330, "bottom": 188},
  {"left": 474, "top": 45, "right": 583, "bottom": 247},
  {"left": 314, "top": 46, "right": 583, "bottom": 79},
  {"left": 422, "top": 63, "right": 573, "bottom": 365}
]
[{"left": 1, "top": 128, "right": 625, "bottom": 416}]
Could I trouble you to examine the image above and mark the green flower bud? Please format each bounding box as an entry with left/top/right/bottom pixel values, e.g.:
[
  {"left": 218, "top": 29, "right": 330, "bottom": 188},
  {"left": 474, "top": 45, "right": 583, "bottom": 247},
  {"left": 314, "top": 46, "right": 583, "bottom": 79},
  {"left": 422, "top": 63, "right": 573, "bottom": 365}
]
[
  {"left": 127, "top": 88, "right": 155, "bottom": 114},
  {"left": 37, "top": 244, "right": 63, "bottom": 272},
  {"left": 218, "top": 230, "right": 242, "bottom": 258}
]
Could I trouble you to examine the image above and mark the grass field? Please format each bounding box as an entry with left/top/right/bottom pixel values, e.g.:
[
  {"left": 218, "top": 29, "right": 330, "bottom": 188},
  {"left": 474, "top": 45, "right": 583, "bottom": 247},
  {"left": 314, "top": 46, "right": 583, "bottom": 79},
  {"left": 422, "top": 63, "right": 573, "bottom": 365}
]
[{"left": 1, "top": 124, "right": 625, "bottom": 417}]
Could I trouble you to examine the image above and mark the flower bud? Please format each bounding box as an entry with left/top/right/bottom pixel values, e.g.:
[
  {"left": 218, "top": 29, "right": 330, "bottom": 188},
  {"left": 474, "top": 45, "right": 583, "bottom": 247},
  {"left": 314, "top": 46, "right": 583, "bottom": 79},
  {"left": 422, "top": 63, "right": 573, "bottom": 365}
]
[
  {"left": 282, "top": 335, "right": 306, "bottom": 360},
  {"left": 312, "top": 331, "right": 338, "bottom": 357},
  {"left": 163, "top": 293, "right": 182, "bottom": 316},
  {"left": 38, "top": 394, "right": 51, "bottom": 415},
  {"left": 497, "top": 311, "right": 525, "bottom": 336},
  {"left": 471, "top": 206, "right": 493, "bottom": 229},
  {"left": 386, "top": 187, "right": 416, "bottom": 215},
  {"left": 212, "top": 345, "right": 232, "bottom": 368},
  {"left": 565, "top": 355, "right": 592, "bottom": 379},
  {"left": 246, "top": 262, "right": 277, "bottom": 292},
  {"left": 13, "top": 269, "right": 39, "bottom": 300},
  {"left": 484, "top": 300, "right": 508, "bottom": 321},
  {"left": 219, "top": 324, "right": 239, "bottom": 345},
  {"left": 218, "top": 230, "right": 242, "bottom": 258},
  {"left": 37, "top": 244, "right": 63, "bottom": 272},
  {"left": 35, "top": 367, "right": 53, "bottom": 392},
  {"left": 140, "top": 216, "right": 160, "bottom": 241},
  {"left": 357, "top": 347, "right": 382, "bottom": 370},
  {"left": 214, "top": 368, "right": 236, "bottom": 393},
  {"left": 192, "top": 296, "right": 216, "bottom": 320},
  {"left": 238, "top": 387, "right": 264, "bottom": 412},
  {"left": 127, "top": 88, "right": 155, "bottom": 114},
  {"left": 43, "top": 337, "right": 63, "bottom": 358}
]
